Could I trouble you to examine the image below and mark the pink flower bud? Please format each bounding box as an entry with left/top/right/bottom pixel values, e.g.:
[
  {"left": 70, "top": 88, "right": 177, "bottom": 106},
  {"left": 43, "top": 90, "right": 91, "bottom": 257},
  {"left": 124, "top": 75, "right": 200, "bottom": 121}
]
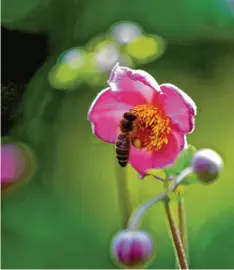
[
  {"left": 192, "top": 149, "right": 223, "bottom": 183},
  {"left": 111, "top": 230, "right": 154, "bottom": 268},
  {"left": 1, "top": 144, "right": 26, "bottom": 183}
]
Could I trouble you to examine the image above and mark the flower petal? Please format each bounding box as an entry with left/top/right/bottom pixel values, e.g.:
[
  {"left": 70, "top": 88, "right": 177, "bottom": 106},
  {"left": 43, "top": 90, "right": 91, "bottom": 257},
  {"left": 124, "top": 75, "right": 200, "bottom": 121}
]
[
  {"left": 108, "top": 63, "right": 161, "bottom": 105},
  {"left": 159, "top": 83, "right": 196, "bottom": 133},
  {"left": 129, "top": 130, "right": 186, "bottom": 177},
  {"left": 88, "top": 88, "right": 132, "bottom": 143}
]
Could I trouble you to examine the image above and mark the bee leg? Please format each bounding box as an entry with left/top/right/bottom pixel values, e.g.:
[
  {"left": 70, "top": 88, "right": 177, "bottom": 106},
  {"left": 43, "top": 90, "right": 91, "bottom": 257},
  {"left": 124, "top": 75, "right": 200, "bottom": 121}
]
[{"left": 131, "top": 137, "right": 142, "bottom": 149}]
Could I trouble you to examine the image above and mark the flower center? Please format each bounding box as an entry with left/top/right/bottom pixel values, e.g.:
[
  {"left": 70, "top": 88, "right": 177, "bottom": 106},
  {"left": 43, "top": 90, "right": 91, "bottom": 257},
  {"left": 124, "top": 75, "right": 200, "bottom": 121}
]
[{"left": 130, "top": 104, "right": 171, "bottom": 152}]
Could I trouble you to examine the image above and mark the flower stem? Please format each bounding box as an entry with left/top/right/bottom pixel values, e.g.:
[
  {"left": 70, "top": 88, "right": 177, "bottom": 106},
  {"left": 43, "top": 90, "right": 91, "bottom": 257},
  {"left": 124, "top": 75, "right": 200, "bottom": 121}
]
[
  {"left": 127, "top": 168, "right": 193, "bottom": 230},
  {"left": 177, "top": 192, "right": 189, "bottom": 270},
  {"left": 115, "top": 162, "right": 133, "bottom": 228},
  {"left": 178, "top": 195, "right": 186, "bottom": 250},
  {"left": 164, "top": 198, "right": 188, "bottom": 270}
]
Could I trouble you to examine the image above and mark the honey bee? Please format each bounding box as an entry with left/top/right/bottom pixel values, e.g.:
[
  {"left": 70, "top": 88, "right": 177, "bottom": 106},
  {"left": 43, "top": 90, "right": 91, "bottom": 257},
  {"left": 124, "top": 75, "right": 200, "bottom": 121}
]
[{"left": 116, "top": 112, "right": 137, "bottom": 167}]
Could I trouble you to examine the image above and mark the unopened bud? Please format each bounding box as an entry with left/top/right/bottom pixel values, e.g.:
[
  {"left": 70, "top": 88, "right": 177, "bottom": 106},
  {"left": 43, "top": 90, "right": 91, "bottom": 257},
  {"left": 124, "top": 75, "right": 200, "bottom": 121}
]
[
  {"left": 111, "top": 229, "right": 154, "bottom": 268},
  {"left": 192, "top": 149, "right": 223, "bottom": 184}
]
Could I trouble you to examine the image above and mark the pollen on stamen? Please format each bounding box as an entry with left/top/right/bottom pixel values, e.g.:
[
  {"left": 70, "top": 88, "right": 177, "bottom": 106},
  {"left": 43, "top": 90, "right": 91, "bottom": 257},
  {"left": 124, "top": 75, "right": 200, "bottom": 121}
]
[{"left": 130, "top": 104, "right": 171, "bottom": 152}]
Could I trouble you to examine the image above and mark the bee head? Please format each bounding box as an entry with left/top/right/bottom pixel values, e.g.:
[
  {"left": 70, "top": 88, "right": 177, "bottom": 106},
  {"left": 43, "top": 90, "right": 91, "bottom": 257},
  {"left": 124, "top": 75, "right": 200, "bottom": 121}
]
[{"left": 123, "top": 112, "right": 137, "bottom": 122}]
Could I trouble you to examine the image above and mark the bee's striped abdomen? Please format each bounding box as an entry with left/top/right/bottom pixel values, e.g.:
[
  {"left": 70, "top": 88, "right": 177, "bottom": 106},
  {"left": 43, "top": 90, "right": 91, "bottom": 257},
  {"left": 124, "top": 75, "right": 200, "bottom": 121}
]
[{"left": 116, "top": 133, "right": 130, "bottom": 167}]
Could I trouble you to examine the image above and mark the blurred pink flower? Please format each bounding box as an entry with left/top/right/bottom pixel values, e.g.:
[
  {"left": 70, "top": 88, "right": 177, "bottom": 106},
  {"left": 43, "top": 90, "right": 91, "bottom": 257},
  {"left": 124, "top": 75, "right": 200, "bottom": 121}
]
[
  {"left": 88, "top": 63, "right": 196, "bottom": 177},
  {"left": 1, "top": 144, "right": 25, "bottom": 183}
]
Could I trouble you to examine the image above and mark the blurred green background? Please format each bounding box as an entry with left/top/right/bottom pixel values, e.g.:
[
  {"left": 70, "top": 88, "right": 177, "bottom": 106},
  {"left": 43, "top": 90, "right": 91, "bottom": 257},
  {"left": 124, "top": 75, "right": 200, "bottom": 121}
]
[{"left": 1, "top": 0, "right": 234, "bottom": 268}]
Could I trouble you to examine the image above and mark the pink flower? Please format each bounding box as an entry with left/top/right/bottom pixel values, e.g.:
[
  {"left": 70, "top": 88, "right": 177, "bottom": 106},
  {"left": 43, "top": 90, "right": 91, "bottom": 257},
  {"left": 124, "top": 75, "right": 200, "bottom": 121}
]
[
  {"left": 88, "top": 63, "right": 196, "bottom": 177},
  {"left": 1, "top": 144, "right": 25, "bottom": 183}
]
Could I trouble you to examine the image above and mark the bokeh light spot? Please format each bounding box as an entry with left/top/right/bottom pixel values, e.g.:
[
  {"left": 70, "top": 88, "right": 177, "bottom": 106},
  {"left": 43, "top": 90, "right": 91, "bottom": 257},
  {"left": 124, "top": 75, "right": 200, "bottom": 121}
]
[
  {"left": 49, "top": 48, "right": 99, "bottom": 90},
  {"left": 48, "top": 64, "right": 81, "bottom": 90},
  {"left": 55, "top": 64, "right": 78, "bottom": 82},
  {"left": 92, "top": 40, "right": 134, "bottom": 72},
  {"left": 110, "top": 22, "right": 143, "bottom": 44},
  {"left": 93, "top": 40, "right": 121, "bottom": 72},
  {"left": 125, "top": 35, "right": 166, "bottom": 63},
  {"left": 59, "top": 48, "right": 86, "bottom": 70}
]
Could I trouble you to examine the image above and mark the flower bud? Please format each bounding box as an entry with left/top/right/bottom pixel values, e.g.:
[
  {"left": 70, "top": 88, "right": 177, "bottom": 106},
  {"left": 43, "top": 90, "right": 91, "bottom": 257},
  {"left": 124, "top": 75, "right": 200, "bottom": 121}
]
[
  {"left": 111, "top": 229, "right": 154, "bottom": 268},
  {"left": 192, "top": 149, "right": 223, "bottom": 184},
  {"left": 1, "top": 141, "right": 36, "bottom": 193}
]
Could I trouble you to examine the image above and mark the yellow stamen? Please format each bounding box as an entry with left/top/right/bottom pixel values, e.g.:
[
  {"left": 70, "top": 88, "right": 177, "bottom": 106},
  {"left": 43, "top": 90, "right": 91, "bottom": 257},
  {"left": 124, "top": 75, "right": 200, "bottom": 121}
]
[{"left": 130, "top": 104, "right": 171, "bottom": 152}]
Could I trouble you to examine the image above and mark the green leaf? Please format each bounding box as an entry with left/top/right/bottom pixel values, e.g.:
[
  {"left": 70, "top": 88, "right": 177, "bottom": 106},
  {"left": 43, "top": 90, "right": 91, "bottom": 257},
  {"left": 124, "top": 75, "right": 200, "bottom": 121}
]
[
  {"left": 164, "top": 145, "right": 197, "bottom": 179},
  {"left": 147, "top": 145, "right": 199, "bottom": 186}
]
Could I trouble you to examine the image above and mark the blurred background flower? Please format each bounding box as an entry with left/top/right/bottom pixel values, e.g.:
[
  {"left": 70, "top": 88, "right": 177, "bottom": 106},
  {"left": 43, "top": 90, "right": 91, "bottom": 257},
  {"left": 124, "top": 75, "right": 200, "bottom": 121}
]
[
  {"left": 1, "top": 139, "right": 36, "bottom": 193},
  {"left": 48, "top": 21, "right": 167, "bottom": 90}
]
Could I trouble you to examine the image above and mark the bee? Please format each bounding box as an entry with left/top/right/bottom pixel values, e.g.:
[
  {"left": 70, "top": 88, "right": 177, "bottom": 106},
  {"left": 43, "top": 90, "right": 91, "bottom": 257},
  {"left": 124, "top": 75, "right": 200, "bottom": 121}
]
[{"left": 116, "top": 112, "right": 138, "bottom": 167}]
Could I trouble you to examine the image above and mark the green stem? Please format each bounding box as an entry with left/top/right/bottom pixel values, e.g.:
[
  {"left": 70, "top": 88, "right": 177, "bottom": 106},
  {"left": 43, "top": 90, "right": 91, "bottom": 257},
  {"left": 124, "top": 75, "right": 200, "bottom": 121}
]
[
  {"left": 127, "top": 167, "right": 193, "bottom": 230},
  {"left": 178, "top": 195, "right": 186, "bottom": 250},
  {"left": 178, "top": 192, "right": 189, "bottom": 268},
  {"left": 126, "top": 169, "right": 192, "bottom": 269},
  {"left": 164, "top": 177, "right": 169, "bottom": 191},
  {"left": 115, "top": 162, "right": 132, "bottom": 228}
]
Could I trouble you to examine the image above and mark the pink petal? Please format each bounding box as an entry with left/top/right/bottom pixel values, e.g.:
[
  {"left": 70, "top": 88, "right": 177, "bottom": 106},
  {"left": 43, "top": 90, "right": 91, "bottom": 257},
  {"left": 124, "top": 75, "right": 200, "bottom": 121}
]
[
  {"left": 129, "top": 130, "right": 186, "bottom": 177},
  {"left": 88, "top": 88, "right": 132, "bottom": 144},
  {"left": 159, "top": 84, "right": 196, "bottom": 134},
  {"left": 108, "top": 63, "right": 162, "bottom": 105}
]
